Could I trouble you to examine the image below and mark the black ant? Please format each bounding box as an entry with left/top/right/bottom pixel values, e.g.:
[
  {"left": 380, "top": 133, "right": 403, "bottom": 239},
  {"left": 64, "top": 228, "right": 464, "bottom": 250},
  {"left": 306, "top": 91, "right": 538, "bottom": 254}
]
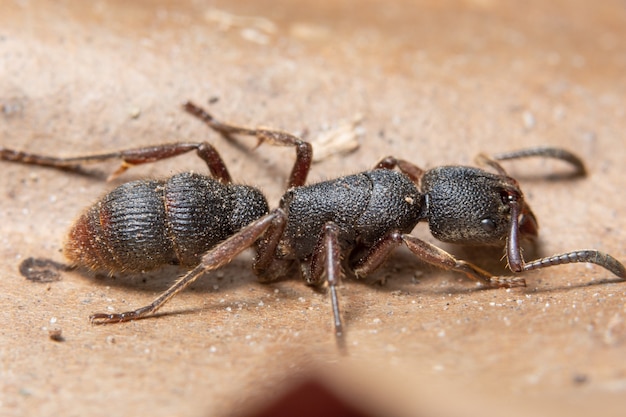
[{"left": 2, "top": 102, "right": 624, "bottom": 339}]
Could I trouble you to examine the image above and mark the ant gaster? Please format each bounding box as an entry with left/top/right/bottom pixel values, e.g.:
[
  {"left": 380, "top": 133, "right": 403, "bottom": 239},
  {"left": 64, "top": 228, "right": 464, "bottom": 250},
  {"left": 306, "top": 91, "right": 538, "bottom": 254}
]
[{"left": 2, "top": 102, "right": 624, "bottom": 338}]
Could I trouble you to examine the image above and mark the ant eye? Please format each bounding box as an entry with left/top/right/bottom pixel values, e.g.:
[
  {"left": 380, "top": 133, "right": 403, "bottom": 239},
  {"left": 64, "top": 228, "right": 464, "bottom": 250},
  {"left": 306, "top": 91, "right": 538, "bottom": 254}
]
[{"left": 480, "top": 218, "right": 497, "bottom": 232}]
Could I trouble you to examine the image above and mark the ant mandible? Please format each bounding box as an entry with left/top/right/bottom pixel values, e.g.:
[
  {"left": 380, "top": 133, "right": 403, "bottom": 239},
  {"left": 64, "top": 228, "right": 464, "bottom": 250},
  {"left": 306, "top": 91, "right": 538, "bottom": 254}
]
[{"left": 2, "top": 102, "right": 624, "bottom": 338}]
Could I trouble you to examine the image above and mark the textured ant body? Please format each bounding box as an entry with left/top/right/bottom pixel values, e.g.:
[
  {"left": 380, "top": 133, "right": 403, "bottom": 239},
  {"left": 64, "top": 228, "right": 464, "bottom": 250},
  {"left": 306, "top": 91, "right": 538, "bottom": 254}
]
[{"left": 2, "top": 102, "right": 624, "bottom": 338}]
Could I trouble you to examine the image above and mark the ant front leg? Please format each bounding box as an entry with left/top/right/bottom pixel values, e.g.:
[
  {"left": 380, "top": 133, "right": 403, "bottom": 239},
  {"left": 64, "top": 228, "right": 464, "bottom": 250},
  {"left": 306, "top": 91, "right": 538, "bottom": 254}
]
[
  {"left": 393, "top": 232, "right": 624, "bottom": 286},
  {"left": 0, "top": 142, "right": 233, "bottom": 183},
  {"left": 184, "top": 101, "right": 312, "bottom": 188},
  {"left": 352, "top": 231, "right": 526, "bottom": 288},
  {"left": 90, "top": 210, "right": 283, "bottom": 324}
]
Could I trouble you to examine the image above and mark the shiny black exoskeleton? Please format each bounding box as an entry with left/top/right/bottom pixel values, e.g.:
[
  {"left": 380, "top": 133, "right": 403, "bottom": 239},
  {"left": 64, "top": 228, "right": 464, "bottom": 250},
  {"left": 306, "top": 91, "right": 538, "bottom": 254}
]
[{"left": 277, "top": 169, "right": 421, "bottom": 266}]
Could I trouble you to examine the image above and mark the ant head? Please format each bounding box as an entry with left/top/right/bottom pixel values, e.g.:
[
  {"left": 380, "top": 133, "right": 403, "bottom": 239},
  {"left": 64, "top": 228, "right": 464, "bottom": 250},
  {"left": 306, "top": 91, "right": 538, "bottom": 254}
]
[{"left": 421, "top": 166, "right": 538, "bottom": 246}]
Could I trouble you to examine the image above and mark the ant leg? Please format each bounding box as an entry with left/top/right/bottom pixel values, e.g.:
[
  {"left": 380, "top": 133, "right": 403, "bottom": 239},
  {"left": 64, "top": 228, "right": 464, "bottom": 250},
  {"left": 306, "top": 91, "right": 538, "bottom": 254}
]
[
  {"left": 184, "top": 101, "right": 312, "bottom": 187},
  {"left": 251, "top": 209, "right": 292, "bottom": 282},
  {"left": 322, "top": 223, "right": 344, "bottom": 337},
  {"left": 353, "top": 231, "right": 526, "bottom": 288},
  {"left": 375, "top": 156, "right": 425, "bottom": 184},
  {"left": 402, "top": 233, "right": 625, "bottom": 285},
  {"left": 1, "top": 142, "right": 233, "bottom": 183},
  {"left": 352, "top": 231, "right": 404, "bottom": 279},
  {"left": 90, "top": 209, "right": 282, "bottom": 324},
  {"left": 522, "top": 250, "right": 626, "bottom": 279},
  {"left": 303, "top": 222, "right": 345, "bottom": 337},
  {"left": 401, "top": 235, "right": 525, "bottom": 287},
  {"left": 476, "top": 147, "right": 587, "bottom": 176}
]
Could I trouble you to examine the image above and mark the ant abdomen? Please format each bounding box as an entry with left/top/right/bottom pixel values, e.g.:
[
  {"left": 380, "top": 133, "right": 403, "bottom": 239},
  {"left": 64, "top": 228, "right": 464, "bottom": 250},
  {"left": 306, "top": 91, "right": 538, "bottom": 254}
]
[{"left": 64, "top": 172, "right": 268, "bottom": 273}]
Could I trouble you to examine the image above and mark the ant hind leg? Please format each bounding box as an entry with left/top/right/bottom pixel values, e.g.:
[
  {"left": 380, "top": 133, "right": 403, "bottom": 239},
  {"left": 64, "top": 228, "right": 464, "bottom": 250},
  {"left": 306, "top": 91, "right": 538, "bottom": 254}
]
[
  {"left": 1, "top": 142, "right": 233, "bottom": 183},
  {"left": 90, "top": 210, "right": 283, "bottom": 324}
]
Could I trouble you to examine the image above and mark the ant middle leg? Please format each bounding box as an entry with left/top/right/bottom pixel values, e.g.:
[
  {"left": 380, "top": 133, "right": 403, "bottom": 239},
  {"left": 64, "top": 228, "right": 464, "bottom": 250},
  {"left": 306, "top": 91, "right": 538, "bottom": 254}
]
[
  {"left": 183, "top": 101, "right": 313, "bottom": 188},
  {"left": 319, "top": 223, "right": 344, "bottom": 337},
  {"left": 249, "top": 219, "right": 346, "bottom": 338},
  {"left": 295, "top": 222, "right": 345, "bottom": 337},
  {"left": 0, "top": 142, "right": 233, "bottom": 183}
]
